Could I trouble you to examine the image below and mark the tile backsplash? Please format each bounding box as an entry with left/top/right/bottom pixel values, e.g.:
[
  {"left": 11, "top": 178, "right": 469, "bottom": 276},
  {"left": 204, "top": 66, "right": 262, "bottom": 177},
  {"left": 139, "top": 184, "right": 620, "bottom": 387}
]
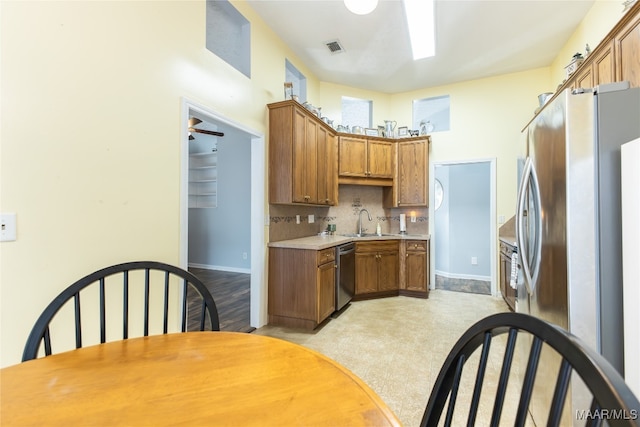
[{"left": 269, "top": 185, "right": 428, "bottom": 242}]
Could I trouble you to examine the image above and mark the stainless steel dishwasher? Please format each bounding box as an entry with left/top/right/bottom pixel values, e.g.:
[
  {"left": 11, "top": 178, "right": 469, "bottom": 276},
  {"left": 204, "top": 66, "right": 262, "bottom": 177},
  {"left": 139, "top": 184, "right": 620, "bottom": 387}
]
[{"left": 335, "top": 242, "right": 355, "bottom": 315}]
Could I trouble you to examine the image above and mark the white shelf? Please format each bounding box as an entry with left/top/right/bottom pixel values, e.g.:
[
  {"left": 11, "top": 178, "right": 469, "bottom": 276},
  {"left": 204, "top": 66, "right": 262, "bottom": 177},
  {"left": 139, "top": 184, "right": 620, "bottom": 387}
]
[{"left": 189, "top": 152, "right": 218, "bottom": 208}]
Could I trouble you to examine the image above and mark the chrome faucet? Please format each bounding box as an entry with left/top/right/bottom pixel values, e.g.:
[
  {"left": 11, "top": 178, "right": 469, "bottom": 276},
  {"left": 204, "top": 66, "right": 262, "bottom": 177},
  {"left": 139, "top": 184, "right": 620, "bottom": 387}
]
[{"left": 358, "top": 208, "right": 372, "bottom": 236}]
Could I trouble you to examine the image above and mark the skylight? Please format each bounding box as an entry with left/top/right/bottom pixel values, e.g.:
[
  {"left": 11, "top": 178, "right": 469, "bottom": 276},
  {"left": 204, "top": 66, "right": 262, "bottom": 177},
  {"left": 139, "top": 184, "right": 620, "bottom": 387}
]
[{"left": 403, "top": 0, "right": 435, "bottom": 60}]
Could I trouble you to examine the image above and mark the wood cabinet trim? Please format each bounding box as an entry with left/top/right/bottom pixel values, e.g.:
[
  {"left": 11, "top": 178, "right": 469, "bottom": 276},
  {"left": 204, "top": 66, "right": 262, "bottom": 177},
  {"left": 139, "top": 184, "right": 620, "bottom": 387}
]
[{"left": 522, "top": 1, "right": 640, "bottom": 131}]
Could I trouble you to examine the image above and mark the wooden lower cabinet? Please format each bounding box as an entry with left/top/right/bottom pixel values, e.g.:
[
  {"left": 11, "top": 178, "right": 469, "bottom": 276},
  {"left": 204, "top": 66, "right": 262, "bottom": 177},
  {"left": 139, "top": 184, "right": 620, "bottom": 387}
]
[
  {"left": 400, "top": 240, "right": 430, "bottom": 298},
  {"left": 354, "top": 241, "right": 399, "bottom": 298},
  {"left": 268, "top": 247, "right": 336, "bottom": 329},
  {"left": 499, "top": 241, "right": 516, "bottom": 311}
]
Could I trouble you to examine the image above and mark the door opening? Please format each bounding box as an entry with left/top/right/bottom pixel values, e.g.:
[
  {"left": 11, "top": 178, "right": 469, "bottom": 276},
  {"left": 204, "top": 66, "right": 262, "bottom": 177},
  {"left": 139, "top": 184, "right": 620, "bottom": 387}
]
[
  {"left": 180, "top": 98, "right": 266, "bottom": 328},
  {"left": 432, "top": 159, "right": 496, "bottom": 296}
]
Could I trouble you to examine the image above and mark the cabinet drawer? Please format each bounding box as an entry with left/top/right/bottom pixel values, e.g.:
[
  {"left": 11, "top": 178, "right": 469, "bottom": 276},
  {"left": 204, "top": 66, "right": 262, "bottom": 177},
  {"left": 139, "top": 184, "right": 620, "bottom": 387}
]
[
  {"left": 406, "top": 240, "right": 427, "bottom": 252},
  {"left": 317, "top": 248, "right": 336, "bottom": 265},
  {"left": 356, "top": 240, "right": 398, "bottom": 253}
]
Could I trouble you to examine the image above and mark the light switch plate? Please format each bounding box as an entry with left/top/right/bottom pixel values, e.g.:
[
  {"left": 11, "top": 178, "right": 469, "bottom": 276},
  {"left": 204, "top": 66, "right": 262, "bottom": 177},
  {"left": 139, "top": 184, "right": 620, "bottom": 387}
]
[{"left": 0, "top": 213, "right": 17, "bottom": 242}]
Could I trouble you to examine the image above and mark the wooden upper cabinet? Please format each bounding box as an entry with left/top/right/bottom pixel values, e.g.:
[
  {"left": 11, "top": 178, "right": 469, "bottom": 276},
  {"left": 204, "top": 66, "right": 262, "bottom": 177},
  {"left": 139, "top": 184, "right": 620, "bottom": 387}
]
[
  {"left": 291, "top": 108, "right": 316, "bottom": 204},
  {"left": 367, "top": 140, "right": 394, "bottom": 178},
  {"left": 615, "top": 11, "right": 640, "bottom": 88},
  {"left": 337, "top": 136, "right": 367, "bottom": 177},
  {"left": 317, "top": 127, "right": 338, "bottom": 206},
  {"left": 338, "top": 136, "right": 393, "bottom": 181},
  {"left": 397, "top": 138, "right": 429, "bottom": 207},
  {"left": 593, "top": 40, "right": 615, "bottom": 86},
  {"left": 573, "top": 66, "right": 593, "bottom": 90},
  {"left": 268, "top": 101, "right": 337, "bottom": 206},
  {"left": 384, "top": 137, "right": 430, "bottom": 208},
  {"left": 573, "top": 41, "right": 614, "bottom": 90}
]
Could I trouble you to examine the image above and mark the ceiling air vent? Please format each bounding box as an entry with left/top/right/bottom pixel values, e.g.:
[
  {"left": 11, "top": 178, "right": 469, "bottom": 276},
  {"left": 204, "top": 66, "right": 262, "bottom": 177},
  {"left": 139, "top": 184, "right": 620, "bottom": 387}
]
[{"left": 325, "top": 40, "right": 345, "bottom": 54}]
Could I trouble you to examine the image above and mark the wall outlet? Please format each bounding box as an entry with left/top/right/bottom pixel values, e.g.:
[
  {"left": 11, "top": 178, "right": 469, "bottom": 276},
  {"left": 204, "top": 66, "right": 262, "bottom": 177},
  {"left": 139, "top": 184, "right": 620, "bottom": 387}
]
[
  {"left": 296, "top": 215, "right": 300, "bottom": 224},
  {"left": 0, "top": 213, "right": 17, "bottom": 242},
  {"left": 410, "top": 215, "right": 416, "bottom": 223},
  {"left": 471, "top": 256, "right": 478, "bottom": 265},
  {"left": 308, "top": 214, "right": 314, "bottom": 224},
  {"left": 498, "top": 215, "right": 505, "bottom": 224},
  {"left": 242, "top": 252, "right": 248, "bottom": 260}
]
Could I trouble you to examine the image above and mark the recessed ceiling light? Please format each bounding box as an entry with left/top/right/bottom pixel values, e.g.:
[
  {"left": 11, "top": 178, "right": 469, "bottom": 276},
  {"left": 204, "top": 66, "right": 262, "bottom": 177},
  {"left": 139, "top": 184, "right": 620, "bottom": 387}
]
[
  {"left": 403, "top": 0, "right": 436, "bottom": 60},
  {"left": 344, "top": 0, "right": 378, "bottom": 15}
]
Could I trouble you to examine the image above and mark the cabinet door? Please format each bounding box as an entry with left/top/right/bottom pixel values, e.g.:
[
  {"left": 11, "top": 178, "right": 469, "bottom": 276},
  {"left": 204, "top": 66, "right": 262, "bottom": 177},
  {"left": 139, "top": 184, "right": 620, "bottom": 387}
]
[
  {"left": 574, "top": 67, "right": 593, "bottom": 90},
  {"left": 338, "top": 136, "right": 367, "bottom": 177},
  {"left": 593, "top": 40, "right": 615, "bottom": 86},
  {"left": 377, "top": 251, "right": 399, "bottom": 291},
  {"left": 317, "top": 127, "right": 337, "bottom": 205},
  {"left": 367, "top": 140, "right": 394, "bottom": 178},
  {"left": 397, "top": 139, "right": 428, "bottom": 206},
  {"left": 615, "top": 14, "right": 640, "bottom": 88},
  {"left": 292, "top": 108, "right": 308, "bottom": 203},
  {"left": 317, "top": 261, "right": 336, "bottom": 322},
  {"left": 304, "top": 119, "right": 318, "bottom": 204},
  {"left": 405, "top": 250, "right": 427, "bottom": 292},
  {"left": 355, "top": 252, "right": 379, "bottom": 294}
]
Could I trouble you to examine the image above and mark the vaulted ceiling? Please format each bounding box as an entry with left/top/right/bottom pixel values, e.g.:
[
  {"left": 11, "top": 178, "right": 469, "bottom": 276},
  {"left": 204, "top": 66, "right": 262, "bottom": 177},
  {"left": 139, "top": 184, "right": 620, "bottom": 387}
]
[{"left": 246, "top": 0, "right": 597, "bottom": 93}]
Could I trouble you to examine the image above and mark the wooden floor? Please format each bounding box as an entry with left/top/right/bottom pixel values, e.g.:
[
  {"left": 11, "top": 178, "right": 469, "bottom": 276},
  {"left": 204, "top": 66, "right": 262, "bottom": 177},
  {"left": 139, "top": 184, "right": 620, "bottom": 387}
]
[{"left": 186, "top": 268, "right": 253, "bottom": 333}]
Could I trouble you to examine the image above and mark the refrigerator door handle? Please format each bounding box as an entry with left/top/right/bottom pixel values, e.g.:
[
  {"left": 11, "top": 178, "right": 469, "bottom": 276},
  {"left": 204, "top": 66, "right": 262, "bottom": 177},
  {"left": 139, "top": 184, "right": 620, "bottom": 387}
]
[
  {"left": 516, "top": 158, "right": 536, "bottom": 295},
  {"left": 528, "top": 161, "right": 543, "bottom": 291}
]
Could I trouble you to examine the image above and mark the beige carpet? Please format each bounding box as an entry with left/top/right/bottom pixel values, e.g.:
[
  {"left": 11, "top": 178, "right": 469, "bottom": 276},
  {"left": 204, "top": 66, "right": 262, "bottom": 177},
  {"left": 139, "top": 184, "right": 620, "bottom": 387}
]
[{"left": 254, "top": 289, "right": 527, "bottom": 426}]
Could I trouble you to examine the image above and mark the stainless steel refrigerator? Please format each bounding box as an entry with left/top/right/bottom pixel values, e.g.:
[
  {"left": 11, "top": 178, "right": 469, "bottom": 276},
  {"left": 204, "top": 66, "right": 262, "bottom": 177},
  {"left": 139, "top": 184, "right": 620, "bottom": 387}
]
[{"left": 516, "top": 83, "right": 640, "bottom": 424}]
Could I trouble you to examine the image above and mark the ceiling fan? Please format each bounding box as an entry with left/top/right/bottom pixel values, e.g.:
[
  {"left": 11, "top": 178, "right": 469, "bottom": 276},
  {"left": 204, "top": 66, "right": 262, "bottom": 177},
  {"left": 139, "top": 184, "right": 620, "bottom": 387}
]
[{"left": 188, "top": 118, "right": 224, "bottom": 140}]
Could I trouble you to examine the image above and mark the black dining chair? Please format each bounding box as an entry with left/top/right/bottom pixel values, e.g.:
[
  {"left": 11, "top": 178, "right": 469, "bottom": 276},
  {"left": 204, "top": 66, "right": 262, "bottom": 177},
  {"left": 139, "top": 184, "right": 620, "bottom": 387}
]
[
  {"left": 22, "top": 261, "right": 220, "bottom": 362},
  {"left": 421, "top": 312, "right": 640, "bottom": 427}
]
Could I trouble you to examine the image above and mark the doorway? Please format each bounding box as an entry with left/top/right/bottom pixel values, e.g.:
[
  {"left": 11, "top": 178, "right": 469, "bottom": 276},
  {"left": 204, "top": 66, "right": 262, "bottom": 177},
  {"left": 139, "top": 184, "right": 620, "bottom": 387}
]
[
  {"left": 180, "top": 98, "right": 266, "bottom": 329},
  {"left": 432, "top": 159, "right": 496, "bottom": 296}
]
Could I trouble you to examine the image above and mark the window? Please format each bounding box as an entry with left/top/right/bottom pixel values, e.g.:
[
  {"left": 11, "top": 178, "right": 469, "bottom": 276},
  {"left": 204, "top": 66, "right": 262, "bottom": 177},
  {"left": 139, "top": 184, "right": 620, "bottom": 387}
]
[
  {"left": 413, "top": 95, "right": 450, "bottom": 133},
  {"left": 285, "top": 60, "right": 307, "bottom": 103},
  {"left": 206, "top": 0, "right": 251, "bottom": 78},
  {"left": 341, "top": 96, "right": 372, "bottom": 129}
]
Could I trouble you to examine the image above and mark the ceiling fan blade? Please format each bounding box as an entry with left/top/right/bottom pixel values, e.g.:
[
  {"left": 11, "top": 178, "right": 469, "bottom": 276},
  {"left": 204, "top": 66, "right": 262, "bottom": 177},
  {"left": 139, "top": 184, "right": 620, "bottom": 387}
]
[{"left": 188, "top": 127, "right": 224, "bottom": 137}]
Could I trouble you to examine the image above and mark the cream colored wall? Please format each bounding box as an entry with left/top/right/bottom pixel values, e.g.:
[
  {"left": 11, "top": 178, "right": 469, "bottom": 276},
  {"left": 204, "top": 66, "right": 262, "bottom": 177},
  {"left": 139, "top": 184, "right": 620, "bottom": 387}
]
[
  {"left": 0, "top": 0, "right": 314, "bottom": 367},
  {"left": 550, "top": 0, "right": 625, "bottom": 89}
]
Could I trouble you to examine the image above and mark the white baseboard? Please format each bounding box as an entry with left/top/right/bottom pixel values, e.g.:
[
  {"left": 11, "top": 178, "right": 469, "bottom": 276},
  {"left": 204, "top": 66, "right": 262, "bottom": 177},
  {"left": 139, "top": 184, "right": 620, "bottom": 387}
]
[
  {"left": 435, "top": 270, "right": 491, "bottom": 282},
  {"left": 188, "top": 263, "right": 251, "bottom": 274}
]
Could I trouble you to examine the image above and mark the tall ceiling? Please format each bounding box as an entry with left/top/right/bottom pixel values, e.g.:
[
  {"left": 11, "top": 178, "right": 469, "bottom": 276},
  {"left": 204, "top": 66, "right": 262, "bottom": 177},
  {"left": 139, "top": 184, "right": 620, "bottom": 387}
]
[{"left": 246, "top": 0, "right": 597, "bottom": 93}]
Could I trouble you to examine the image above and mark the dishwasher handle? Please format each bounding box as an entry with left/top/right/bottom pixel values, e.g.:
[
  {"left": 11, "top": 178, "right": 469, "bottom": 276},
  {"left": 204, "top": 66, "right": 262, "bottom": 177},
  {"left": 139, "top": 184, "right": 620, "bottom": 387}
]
[{"left": 338, "top": 244, "right": 355, "bottom": 255}]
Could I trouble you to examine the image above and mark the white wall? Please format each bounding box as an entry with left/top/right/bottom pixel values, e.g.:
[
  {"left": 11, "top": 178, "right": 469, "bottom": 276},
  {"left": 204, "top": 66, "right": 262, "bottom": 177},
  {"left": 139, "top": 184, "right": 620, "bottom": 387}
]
[{"left": 621, "top": 138, "right": 640, "bottom": 396}]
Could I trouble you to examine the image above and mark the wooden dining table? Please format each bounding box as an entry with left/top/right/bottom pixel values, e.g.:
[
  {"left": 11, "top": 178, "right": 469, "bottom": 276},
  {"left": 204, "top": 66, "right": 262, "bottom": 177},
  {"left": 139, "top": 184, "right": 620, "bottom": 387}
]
[{"left": 0, "top": 331, "right": 402, "bottom": 426}]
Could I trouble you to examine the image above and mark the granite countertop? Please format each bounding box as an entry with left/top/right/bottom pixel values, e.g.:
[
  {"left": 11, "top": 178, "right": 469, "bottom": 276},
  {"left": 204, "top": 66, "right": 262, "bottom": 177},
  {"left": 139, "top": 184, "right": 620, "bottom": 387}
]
[
  {"left": 268, "top": 233, "right": 431, "bottom": 250},
  {"left": 498, "top": 215, "right": 517, "bottom": 247}
]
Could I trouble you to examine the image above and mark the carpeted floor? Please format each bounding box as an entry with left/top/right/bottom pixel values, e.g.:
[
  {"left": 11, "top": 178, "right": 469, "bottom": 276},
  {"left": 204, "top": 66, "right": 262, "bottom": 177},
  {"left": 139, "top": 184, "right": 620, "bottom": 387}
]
[{"left": 255, "top": 290, "right": 536, "bottom": 427}]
